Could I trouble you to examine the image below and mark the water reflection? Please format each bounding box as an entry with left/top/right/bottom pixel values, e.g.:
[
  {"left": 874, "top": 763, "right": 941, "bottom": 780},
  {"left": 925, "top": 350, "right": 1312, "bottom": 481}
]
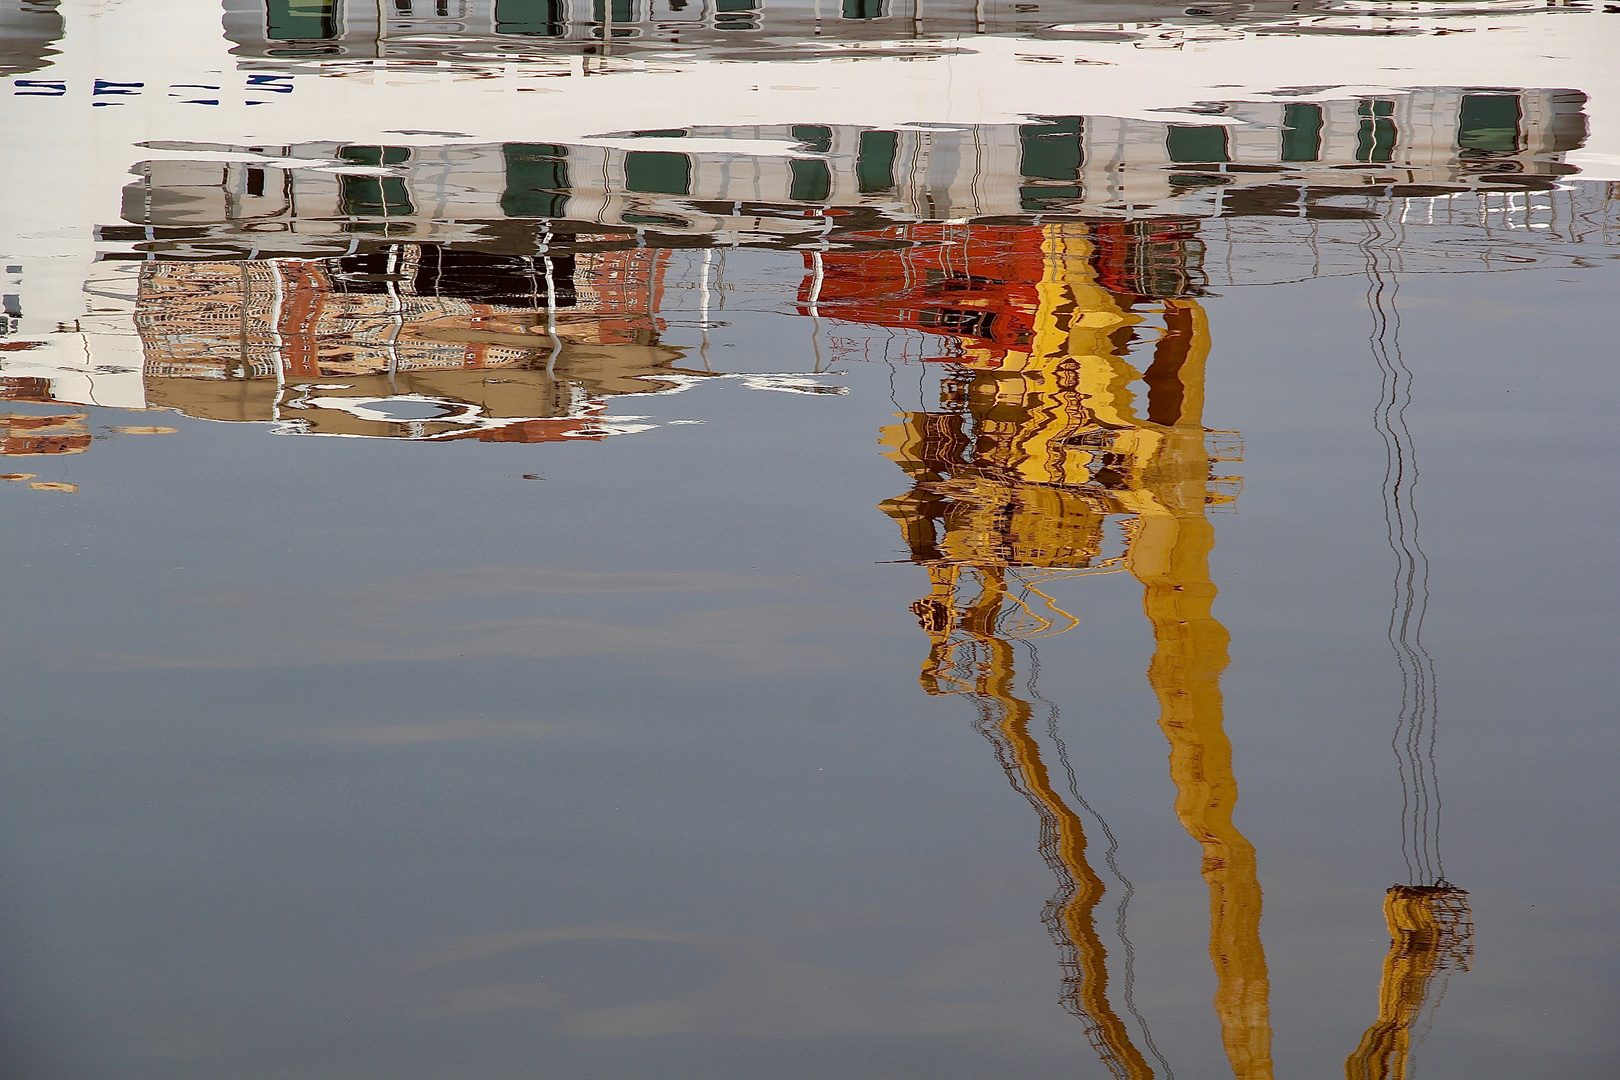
[{"left": 2, "top": 1, "right": 1617, "bottom": 1074}]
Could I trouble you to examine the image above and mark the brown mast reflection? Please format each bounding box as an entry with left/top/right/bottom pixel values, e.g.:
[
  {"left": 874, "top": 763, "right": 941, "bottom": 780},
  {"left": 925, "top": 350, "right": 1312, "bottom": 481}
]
[{"left": 810, "top": 219, "right": 1269, "bottom": 1076}]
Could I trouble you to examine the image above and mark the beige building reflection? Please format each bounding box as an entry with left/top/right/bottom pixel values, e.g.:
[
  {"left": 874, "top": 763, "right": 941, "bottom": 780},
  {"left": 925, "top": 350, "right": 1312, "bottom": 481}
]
[{"left": 114, "top": 87, "right": 1586, "bottom": 254}]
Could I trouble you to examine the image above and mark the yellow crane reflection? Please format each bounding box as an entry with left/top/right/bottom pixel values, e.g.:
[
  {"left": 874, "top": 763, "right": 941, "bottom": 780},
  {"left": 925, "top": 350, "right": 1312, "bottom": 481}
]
[{"left": 811, "top": 218, "right": 1268, "bottom": 1077}]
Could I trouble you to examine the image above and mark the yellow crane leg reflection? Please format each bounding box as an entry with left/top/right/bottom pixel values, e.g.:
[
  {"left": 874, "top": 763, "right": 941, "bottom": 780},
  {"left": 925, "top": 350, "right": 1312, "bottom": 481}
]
[
  {"left": 915, "top": 563, "right": 1157, "bottom": 1080},
  {"left": 1344, "top": 885, "right": 1473, "bottom": 1080},
  {"left": 1113, "top": 300, "right": 1274, "bottom": 1080},
  {"left": 1127, "top": 506, "right": 1273, "bottom": 1080}
]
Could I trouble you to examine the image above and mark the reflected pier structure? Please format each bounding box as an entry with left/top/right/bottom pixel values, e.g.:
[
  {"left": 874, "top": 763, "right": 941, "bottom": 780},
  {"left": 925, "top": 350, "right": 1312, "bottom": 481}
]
[{"left": 814, "top": 218, "right": 1269, "bottom": 1076}]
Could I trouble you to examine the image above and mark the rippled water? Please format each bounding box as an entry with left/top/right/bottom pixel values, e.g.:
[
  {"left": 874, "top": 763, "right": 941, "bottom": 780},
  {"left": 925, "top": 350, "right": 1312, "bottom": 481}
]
[{"left": 2, "top": 2, "right": 1617, "bottom": 1076}]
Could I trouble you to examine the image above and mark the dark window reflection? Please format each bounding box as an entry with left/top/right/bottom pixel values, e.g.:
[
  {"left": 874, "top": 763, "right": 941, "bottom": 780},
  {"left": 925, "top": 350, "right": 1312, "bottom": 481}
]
[
  {"left": 857, "top": 130, "right": 898, "bottom": 193},
  {"left": 1356, "top": 100, "right": 1397, "bottom": 164},
  {"left": 337, "top": 146, "right": 413, "bottom": 218},
  {"left": 1281, "top": 103, "right": 1322, "bottom": 163},
  {"left": 1020, "top": 116, "right": 1083, "bottom": 179},
  {"left": 1166, "top": 124, "right": 1229, "bottom": 164},
  {"left": 790, "top": 159, "right": 832, "bottom": 202},
  {"left": 267, "top": 0, "right": 338, "bottom": 39},
  {"left": 502, "top": 144, "right": 570, "bottom": 217},
  {"left": 1021, "top": 117, "right": 1083, "bottom": 209},
  {"left": 715, "top": 0, "right": 758, "bottom": 29},
  {"left": 624, "top": 151, "right": 691, "bottom": 195},
  {"left": 495, "top": 0, "right": 564, "bottom": 35},
  {"left": 1458, "top": 94, "right": 1522, "bottom": 155}
]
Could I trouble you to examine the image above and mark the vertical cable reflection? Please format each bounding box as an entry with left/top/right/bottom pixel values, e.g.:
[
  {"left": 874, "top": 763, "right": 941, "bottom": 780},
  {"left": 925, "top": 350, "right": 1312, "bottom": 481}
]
[{"left": 1347, "top": 211, "right": 1473, "bottom": 1080}]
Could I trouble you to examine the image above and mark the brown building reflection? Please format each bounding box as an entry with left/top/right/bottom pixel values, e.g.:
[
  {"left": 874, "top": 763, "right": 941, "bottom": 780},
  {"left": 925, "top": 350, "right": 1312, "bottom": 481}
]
[
  {"left": 0, "top": 411, "right": 90, "bottom": 456},
  {"left": 0, "top": 410, "right": 89, "bottom": 493},
  {"left": 132, "top": 242, "right": 703, "bottom": 440}
]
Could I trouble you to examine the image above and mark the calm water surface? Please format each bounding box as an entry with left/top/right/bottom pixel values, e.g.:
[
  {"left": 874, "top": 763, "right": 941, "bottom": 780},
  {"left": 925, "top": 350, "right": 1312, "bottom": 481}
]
[{"left": 2, "top": 1, "right": 1617, "bottom": 1076}]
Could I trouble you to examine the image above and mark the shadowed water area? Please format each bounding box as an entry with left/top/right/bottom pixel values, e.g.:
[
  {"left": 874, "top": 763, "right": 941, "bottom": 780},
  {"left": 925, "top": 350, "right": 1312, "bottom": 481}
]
[{"left": 1, "top": 1, "right": 1617, "bottom": 1076}]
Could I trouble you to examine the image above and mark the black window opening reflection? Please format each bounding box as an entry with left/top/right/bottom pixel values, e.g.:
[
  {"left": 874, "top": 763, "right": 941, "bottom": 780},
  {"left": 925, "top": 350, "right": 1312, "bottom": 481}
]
[
  {"left": 592, "top": 0, "right": 638, "bottom": 23},
  {"left": 790, "top": 159, "right": 832, "bottom": 203},
  {"left": 842, "top": 0, "right": 886, "bottom": 18},
  {"left": 267, "top": 0, "right": 339, "bottom": 40},
  {"left": 790, "top": 125, "right": 834, "bottom": 202},
  {"left": 1020, "top": 117, "right": 1083, "bottom": 210},
  {"left": 793, "top": 125, "right": 834, "bottom": 155},
  {"left": 1281, "top": 103, "right": 1323, "bottom": 163},
  {"left": 329, "top": 246, "right": 578, "bottom": 309},
  {"left": 1356, "top": 100, "right": 1398, "bottom": 165}
]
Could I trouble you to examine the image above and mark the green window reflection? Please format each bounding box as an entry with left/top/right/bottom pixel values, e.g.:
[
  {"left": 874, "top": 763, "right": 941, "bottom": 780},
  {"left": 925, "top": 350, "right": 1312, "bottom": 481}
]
[
  {"left": 858, "top": 130, "right": 898, "bottom": 193},
  {"left": 495, "top": 0, "right": 564, "bottom": 35},
  {"left": 592, "top": 0, "right": 637, "bottom": 20},
  {"left": 1020, "top": 117, "right": 1083, "bottom": 211},
  {"left": 792, "top": 125, "right": 833, "bottom": 154},
  {"left": 1281, "top": 103, "right": 1322, "bottom": 162},
  {"left": 1021, "top": 116, "right": 1082, "bottom": 179},
  {"left": 790, "top": 159, "right": 831, "bottom": 203},
  {"left": 716, "top": 0, "right": 758, "bottom": 29},
  {"left": 1356, "top": 100, "right": 1397, "bottom": 164},
  {"left": 842, "top": 0, "right": 885, "bottom": 16},
  {"left": 624, "top": 151, "right": 691, "bottom": 195},
  {"left": 1166, "top": 124, "right": 1229, "bottom": 164},
  {"left": 268, "top": 0, "right": 338, "bottom": 39},
  {"left": 337, "top": 146, "right": 412, "bottom": 217},
  {"left": 1458, "top": 94, "right": 1522, "bottom": 155},
  {"left": 501, "top": 144, "right": 569, "bottom": 218}
]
